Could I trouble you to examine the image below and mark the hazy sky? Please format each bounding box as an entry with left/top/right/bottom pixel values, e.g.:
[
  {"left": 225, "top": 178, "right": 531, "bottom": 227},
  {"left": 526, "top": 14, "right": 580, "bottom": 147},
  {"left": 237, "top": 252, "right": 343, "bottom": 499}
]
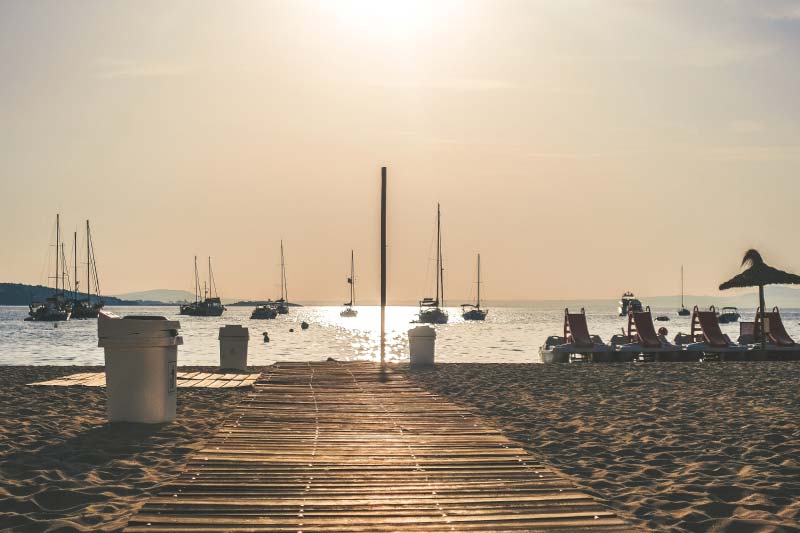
[{"left": 2, "top": 0, "right": 800, "bottom": 303}]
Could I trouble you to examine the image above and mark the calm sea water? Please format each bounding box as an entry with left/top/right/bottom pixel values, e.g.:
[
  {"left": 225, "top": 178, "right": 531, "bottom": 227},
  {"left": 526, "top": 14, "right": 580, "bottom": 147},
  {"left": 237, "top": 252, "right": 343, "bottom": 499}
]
[{"left": 2, "top": 304, "right": 798, "bottom": 366}]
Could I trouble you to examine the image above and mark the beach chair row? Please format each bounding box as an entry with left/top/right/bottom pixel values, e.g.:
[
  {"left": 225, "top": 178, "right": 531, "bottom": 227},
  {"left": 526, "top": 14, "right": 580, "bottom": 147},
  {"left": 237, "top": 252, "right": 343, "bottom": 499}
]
[{"left": 539, "top": 306, "right": 800, "bottom": 363}]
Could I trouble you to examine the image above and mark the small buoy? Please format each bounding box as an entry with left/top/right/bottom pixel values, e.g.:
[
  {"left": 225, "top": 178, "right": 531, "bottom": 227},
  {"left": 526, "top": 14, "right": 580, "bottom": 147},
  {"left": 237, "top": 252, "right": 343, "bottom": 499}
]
[
  {"left": 658, "top": 326, "right": 668, "bottom": 336},
  {"left": 289, "top": 328, "right": 294, "bottom": 332},
  {"left": 262, "top": 332, "right": 270, "bottom": 343},
  {"left": 301, "top": 321, "right": 309, "bottom": 330}
]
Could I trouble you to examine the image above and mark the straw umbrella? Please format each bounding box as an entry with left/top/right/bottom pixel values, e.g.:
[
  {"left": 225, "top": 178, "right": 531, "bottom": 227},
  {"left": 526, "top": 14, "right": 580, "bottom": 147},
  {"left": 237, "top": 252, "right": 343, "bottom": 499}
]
[{"left": 719, "top": 249, "right": 800, "bottom": 347}]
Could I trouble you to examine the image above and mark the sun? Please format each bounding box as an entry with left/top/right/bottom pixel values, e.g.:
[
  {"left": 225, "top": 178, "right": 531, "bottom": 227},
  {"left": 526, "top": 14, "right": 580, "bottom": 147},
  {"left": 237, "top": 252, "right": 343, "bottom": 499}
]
[{"left": 323, "top": 0, "right": 459, "bottom": 41}]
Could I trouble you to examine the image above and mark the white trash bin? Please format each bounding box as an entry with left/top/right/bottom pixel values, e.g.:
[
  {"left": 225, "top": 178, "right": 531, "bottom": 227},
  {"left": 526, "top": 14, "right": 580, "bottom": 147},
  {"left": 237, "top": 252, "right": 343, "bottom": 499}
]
[
  {"left": 97, "top": 311, "right": 182, "bottom": 423},
  {"left": 219, "top": 325, "right": 249, "bottom": 371},
  {"left": 408, "top": 325, "right": 436, "bottom": 367}
]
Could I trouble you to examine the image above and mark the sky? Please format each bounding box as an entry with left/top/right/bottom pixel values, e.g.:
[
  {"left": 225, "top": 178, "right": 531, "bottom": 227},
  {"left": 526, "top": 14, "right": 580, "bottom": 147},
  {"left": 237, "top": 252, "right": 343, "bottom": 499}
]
[{"left": 2, "top": 0, "right": 800, "bottom": 303}]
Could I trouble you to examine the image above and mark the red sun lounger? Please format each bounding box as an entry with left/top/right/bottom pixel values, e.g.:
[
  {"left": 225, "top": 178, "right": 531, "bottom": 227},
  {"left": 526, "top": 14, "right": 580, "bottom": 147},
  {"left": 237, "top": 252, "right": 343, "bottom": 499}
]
[{"left": 755, "top": 307, "right": 796, "bottom": 347}]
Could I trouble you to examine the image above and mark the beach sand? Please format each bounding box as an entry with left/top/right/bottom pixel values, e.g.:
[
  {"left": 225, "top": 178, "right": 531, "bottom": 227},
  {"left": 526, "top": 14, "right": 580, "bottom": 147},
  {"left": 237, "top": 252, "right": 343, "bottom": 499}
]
[
  {"left": 408, "top": 362, "right": 800, "bottom": 532},
  {"left": 0, "top": 366, "right": 260, "bottom": 532}
]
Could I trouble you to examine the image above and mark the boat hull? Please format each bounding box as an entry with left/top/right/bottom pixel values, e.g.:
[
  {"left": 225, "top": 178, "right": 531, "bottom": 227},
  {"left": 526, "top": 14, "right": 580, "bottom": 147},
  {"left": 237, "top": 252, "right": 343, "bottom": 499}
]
[
  {"left": 462, "top": 309, "right": 487, "bottom": 321},
  {"left": 418, "top": 307, "right": 448, "bottom": 324}
]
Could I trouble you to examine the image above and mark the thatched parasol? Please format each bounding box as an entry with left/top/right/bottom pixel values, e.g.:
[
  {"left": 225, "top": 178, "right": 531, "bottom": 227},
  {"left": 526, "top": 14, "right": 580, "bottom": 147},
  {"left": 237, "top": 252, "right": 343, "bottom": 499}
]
[{"left": 719, "top": 249, "right": 800, "bottom": 346}]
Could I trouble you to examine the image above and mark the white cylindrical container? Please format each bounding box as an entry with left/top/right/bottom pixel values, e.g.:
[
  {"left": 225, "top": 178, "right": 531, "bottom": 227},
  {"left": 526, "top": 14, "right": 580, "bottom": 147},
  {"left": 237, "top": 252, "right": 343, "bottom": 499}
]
[
  {"left": 408, "top": 325, "right": 436, "bottom": 367},
  {"left": 98, "top": 312, "right": 183, "bottom": 424},
  {"left": 219, "top": 325, "right": 249, "bottom": 371}
]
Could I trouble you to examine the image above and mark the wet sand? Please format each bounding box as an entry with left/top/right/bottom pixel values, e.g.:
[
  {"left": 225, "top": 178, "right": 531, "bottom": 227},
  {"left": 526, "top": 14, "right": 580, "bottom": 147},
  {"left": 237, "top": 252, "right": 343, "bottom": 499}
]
[
  {"left": 408, "top": 362, "right": 800, "bottom": 532},
  {"left": 0, "top": 366, "right": 260, "bottom": 532}
]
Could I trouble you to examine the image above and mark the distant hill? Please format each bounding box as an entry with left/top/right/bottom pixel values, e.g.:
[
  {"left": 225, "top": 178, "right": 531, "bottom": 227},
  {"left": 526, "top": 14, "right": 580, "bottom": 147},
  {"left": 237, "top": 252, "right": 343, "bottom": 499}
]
[
  {"left": 113, "top": 289, "right": 196, "bottom": 303},
  {"left": 0, "top": 283, "right": 137, "bottom": 306}
]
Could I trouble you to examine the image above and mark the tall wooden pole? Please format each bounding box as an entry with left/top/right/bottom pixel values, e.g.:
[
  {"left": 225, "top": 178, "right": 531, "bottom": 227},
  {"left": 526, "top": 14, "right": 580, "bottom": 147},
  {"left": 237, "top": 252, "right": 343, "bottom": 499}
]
[
  {"left": 759, "top": 284, "right": 766, "bottom": 349},
  {"left": 380, "top": 166, "right": 387, "bottom": 366}
]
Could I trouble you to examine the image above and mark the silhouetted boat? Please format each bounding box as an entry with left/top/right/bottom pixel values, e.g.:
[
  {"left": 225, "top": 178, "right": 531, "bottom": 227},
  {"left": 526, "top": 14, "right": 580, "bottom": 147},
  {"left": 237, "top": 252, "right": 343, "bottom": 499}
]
[
  {"left": 70, "top": 220, "right": 105, "bottom": 319},
  {"left": 251, "top": 304, "right": 278, "bottom": 319},
  {"left": 678, "top": 265, "right": 690, "bottom": 316},
  {"left": 718, "top": 306, "right": 740, "bottom": 324},
  {"left": 26, "top": 214, "right": 71, "bottom": 322},
  {"left": 179, "top": 256, "right": 225, "bottom": 316},
  {"left": 418, "top": 204, "right": 448, "bottom": 324},
  {"left": 273, "top": 241, "right": 290, "bottom": 314},
  {"left": 618, "top": 291, "right": 643, "bottom": 316},
  {"left": 462, "top": 254, "right": 487, "bottom": 321},
  {"left": 340, "top": 250, "right": 358, "bottom": 317}
]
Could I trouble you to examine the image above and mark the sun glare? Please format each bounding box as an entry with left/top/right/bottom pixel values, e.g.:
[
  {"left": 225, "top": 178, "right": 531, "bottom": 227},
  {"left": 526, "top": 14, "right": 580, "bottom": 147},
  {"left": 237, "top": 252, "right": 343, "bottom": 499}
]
[{"left": 323, "top": 0, "right": 459, "bottom": 41}]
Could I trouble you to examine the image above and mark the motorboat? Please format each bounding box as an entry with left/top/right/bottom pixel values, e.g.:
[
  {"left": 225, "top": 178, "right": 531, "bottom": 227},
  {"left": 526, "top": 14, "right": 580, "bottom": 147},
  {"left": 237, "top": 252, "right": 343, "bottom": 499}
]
[
  {"left": 718, "top": 306, "right": 740, "bottom": 324},
  {"left": 618, "top": 291, "right": 643, "bottom": 316}
]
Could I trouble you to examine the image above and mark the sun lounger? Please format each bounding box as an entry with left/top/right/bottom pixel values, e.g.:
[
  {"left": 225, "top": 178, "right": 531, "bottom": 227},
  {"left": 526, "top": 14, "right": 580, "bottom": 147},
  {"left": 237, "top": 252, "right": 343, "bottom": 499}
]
[
  {"left": 539, "top": 308, "right": 612, "bottom": 363},
  {"left": 684, "top": 306, "right": 749, "bottom": 360},
  {"left": 750, "top": 307, "right": 800, "bottom": 360},
  {"left": 617, "top": 307, "right": 681, "bottom": 361}
]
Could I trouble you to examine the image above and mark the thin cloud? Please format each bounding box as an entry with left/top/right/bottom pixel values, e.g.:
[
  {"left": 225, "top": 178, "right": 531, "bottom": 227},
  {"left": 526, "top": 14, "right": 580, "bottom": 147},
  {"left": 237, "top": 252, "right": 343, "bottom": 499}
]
[
  {"left": 371, "top": 77, "right": 518, "bottom": 91},
  {"left": 95, "top": 61, "right": 192, "bottom": 80}
]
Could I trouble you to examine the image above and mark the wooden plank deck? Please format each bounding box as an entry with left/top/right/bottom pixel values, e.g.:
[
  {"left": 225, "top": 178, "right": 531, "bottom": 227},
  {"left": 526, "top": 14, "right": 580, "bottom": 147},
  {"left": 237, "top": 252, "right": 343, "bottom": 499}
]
[
  {"left": 28, "top": 371, "right": 260, "bottom": 389},
  {"left": 124, "top": 361, "right": 633, "bottom": 532}
]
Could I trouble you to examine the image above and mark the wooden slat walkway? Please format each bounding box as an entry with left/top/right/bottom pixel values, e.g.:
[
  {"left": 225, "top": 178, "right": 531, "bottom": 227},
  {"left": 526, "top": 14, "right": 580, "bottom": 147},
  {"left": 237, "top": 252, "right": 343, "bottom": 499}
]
[
  {"left": 125, "top": 361, "right": 634, "bottom": 532},
  {"left": 28, "top": 371, "right": 261, "bottom": 389}
]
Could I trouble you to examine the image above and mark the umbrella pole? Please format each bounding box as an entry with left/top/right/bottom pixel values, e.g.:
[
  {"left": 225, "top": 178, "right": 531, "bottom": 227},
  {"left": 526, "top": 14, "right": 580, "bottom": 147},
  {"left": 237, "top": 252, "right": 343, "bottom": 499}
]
[{"left": 759, "top": 284, "right": 766, "bottom": 349}]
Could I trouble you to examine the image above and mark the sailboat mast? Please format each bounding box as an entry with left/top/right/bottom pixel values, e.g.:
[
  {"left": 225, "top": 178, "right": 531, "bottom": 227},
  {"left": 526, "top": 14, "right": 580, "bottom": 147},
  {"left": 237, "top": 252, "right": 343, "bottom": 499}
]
[
  {"left": 86, "top": 221, "right": 91, "bottom": 304},
  {"left": 351, "top": 250, "right": 355, "bottom": 306},
  {"left": 435, "top": 204, "right": 441, "bottom": 306},
  {"left": 55, "top": 214, "right": 60, "bottom": 293},
  {"left": 477, "top": 254, "right": 481, "bottom": 309},
  {"left": 194, "top": 256, "right": 199, "bottom": 304},
  {"left": 61, "top": 243, "right": 66, "bottom": 294},
  {"left": 73, "top": 231, "right": 78, "bottom": 297},
  {"left": 439, "top": 204, "right": 445, "bottom": 307},
  {"left": 681, "top": 265, "right": 684, "bottom": 308},
  {"left": 280, "top": 240, "right": 287, "bottom": 302}
]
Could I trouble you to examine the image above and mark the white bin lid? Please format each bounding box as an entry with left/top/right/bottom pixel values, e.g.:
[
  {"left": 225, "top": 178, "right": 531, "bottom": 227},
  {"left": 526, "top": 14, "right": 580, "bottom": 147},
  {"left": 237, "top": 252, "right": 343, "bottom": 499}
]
[
  {"left": 219, "top": 324, "right": 249, "bottom": 339},
  {"left": 408, "top": 325, "right": 436, "bottom": 338},
  {"left": 98, "top": 311, "right": 181, "bottom": 344}
]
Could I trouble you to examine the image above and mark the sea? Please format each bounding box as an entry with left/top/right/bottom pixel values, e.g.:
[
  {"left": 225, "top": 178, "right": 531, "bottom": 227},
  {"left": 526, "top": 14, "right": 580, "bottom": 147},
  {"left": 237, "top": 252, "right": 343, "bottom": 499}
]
[{"left": 2, "top": 304, "right": 799, "bottom": 366}]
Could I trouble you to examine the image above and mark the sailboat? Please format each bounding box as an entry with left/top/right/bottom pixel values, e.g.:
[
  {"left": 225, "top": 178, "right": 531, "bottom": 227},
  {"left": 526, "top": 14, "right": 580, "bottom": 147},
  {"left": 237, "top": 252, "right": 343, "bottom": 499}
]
[
  {"left": 461, "top": 253, "right": 487, "bottom": 321},
  {"left": 273, "top": 240, "right": 290, "bottom": 314},
  {"left": 70, "top": 220, "right": 105, "bottom": 319},
  {"left": 418, "top": 204, "right": 448, "bottom": 324},
  {"left": 179, "top": 256, "right": 225, "bottom": 316},
  {"left": 677, "top": 265, "right": 690, "bottom": 316},
  {"left": 340, "top": 250, "right": 358, "bottom": 317},
  {"left": 26, "top": 214, "right": 71, "bottom": 321}
]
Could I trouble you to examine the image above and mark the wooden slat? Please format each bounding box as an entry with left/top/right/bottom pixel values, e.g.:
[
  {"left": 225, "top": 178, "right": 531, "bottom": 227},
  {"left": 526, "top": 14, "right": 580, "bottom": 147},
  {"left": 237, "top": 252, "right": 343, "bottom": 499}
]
[
  {"left": 27, "top": 372, "right": 261, "bottom": 388},
  {"left": 124, "top": 361, "right": 634, "bottom": 532}
]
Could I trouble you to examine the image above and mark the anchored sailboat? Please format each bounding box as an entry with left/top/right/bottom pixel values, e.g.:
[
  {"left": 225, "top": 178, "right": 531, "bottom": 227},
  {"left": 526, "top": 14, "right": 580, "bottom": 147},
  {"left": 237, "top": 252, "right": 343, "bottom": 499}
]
[
  {"left": 273, "top": 240, "right": 290, "bottom": 315},
  {"left": 179, "top": 256, "right": 225, "bottom": 316},
  {"left": 26, "top": 214, "right": 71, "bottom": 321},
  {"left": 677, "top": 265, "right": 690, "bottom": 316},
  {"left": 70, "top": 220, "right": 105, "bottom": 319},
  {"left": 461, "top": 254, "right": 488, "bottom": 321},
  {"left": 340, "top": 250, "right": 358, "bottom": 317},
  {"left": 418, "top": 204, "right": 448, "bottom": 324}
]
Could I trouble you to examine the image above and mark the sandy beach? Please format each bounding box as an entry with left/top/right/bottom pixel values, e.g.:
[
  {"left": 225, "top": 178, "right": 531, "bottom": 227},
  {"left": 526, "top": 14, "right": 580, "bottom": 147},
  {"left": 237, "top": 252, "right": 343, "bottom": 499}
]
[
  {"left": 0, "top": 366, "right": 260, "bottom": 532},
  {"left": 408, "top": 362, "right": 800, "bottom": 532}
]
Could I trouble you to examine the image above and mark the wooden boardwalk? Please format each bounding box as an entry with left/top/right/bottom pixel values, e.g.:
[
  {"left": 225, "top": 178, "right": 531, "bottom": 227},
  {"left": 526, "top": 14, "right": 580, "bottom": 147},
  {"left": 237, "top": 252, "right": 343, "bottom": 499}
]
[
  {"left": 29, "top": 371, "right": 261, "bottom": 389},
  {"left": 125, "top": 361, "right": 633, "bottom": 532}
]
